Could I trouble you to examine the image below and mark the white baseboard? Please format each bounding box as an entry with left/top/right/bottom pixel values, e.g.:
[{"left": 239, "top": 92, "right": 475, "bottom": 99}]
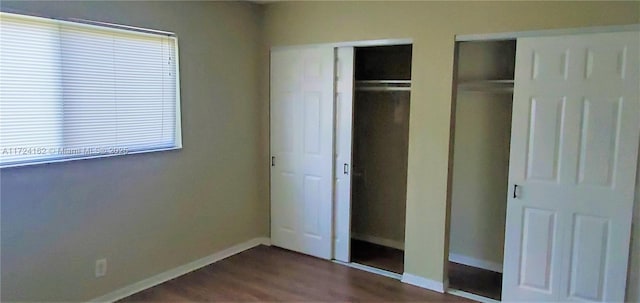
[
  {"left": 448, "top": 253, "right": 502, "bottom": 273},
  {"left": 401, "top": 273, "right": 445, "bottom": 293},
  {"left": 260, "top": 237, "right": 272, "bottom": 246},
  {"left": 351, "top": 233, "right": 404, "bottom": 250},
  {"left": 90, "top": 237, "right": 271, "bottom": 302}
]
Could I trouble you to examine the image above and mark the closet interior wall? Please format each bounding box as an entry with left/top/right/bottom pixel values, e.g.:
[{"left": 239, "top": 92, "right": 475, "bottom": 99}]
[
  {"left": 350, "top": 45, "right": 412, "bottom": 273},
  {"left": 448, "top": 40, "right": 516, "bottom": 299}
]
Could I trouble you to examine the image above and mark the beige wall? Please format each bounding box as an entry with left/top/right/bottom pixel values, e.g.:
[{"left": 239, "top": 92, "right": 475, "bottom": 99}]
[
  {"left": 1, "top": 1, "right": 639, "bottom": 302},
  {"left": 0, "top": 1, "right": 267, "bottom": 301},
  {"left": 263, "top": 0, "right": 640, "bottom": 291}
]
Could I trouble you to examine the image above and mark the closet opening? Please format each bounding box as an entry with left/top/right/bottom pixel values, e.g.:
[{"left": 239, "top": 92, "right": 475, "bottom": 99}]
[
  {"left": 447, "top": 39, "right": 516, "bottom": 301},
  {"left": 349, "top": 44, "right": 412, "bottom": 274}
]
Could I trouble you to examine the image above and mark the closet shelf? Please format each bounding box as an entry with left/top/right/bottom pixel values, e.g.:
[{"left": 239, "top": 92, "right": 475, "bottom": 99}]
[
  {"left": 355, "top": 79, "right": 411, "bottom": 92},
  {"left": 356, "top": 80, "right": 411, "bottom": 84},
  {"left": 457, "top": 80, "right": 514, "bottom": 93},
  {"left": 356, "top": 87, "right": 411, "bottom": 92}
]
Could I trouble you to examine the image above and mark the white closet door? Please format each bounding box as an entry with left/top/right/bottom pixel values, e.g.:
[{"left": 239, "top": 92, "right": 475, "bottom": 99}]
[
  {"left": 333, "top": 47, "right": 354, "bottom": 262},
  {"left": 270, "top": 47, "right": 335, "bottom": 259},
  {"left": 503, "top": 31, "right": 639, "bottom": 302}
]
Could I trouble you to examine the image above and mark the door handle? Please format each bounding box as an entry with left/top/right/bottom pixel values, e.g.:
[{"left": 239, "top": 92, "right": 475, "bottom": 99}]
[
  {"left": 513, "top": 184, "right": 520, "bottom": 199},
  {"left": 343, "top": 163, "right": 349, "bottom": 175},
  {"left": 271, "top": 156, "right": 275, "bottom": 167}
]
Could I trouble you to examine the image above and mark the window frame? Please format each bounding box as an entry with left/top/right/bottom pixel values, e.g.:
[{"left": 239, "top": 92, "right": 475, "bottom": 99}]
[{"left": 0, "top": 12, "right": 182, "bottom": 169}]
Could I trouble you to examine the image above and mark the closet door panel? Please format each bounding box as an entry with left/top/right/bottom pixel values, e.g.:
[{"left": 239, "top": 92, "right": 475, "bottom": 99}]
[
  {"left": 270, "top": 49, "right": 302, "bottom": 252},
  {"left": 503, "top": 31, "right": 639, "bottom": 302},
  {"left": 270, "top": 47, "right": 335, "bottom": 260},
  {"left": 334, "top": 47, "right": 354, "bottom": 262}
]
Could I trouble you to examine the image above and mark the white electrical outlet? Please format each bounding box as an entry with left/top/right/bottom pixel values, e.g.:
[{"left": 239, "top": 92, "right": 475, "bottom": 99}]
[{"left": 95, "top": 258, "right": 107, "bottom": 278}]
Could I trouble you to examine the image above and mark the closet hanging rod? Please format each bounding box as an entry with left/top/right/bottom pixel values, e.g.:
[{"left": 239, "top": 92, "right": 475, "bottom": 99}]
[
  {"left": 355, "top": 80, "right": 411, "bottom": 84},
  {"left": 458, "top": 88, "right": 514, "bottom": 94},
  {"left": 457, "top": 79, "right": 514, "bottom": 85},
  {"left": 355, "top": 86, "right": 411, "bottom": 92}
]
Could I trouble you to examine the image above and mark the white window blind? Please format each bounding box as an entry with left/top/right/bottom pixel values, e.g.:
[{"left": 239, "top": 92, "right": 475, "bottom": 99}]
[{"left": 0, "top": 12, "right": 181, "bottom": 168}]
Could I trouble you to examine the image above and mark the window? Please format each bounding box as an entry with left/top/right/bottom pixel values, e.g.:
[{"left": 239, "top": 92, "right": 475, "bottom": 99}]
[{"left": 0, "top": 12, "right": 181, "bottom": 168}]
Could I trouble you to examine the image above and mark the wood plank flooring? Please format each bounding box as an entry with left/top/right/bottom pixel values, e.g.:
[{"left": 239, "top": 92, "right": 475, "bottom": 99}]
[
  {"left": 348, "top": 239, "right": 502, "bottom": 300},
  {"left": 351, "top": 239, "right": 404, "bottom": 274},
  {"left": 448, "top": 262, "right": 502, "bottom": 301},
  {"left": 119, "top": 245, "right": 468, "bottom": 302}
]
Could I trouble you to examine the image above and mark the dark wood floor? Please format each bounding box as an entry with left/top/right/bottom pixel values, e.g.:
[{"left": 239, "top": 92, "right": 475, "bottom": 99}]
[
  {"left": 349, "top": 239, "right": 501, "bottom": 300},
  {"left": 449, "top": 262, "right": 502, "bottom": 300},
  {"left": 351, "top": 239, "right": 404, "bottom": 274},
  {"left": 119, "top": 245, "right": 468, "bottom": 302}
]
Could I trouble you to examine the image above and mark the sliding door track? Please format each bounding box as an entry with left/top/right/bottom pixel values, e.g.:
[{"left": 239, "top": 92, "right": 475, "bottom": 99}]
[{"left": 332, "top": 260, "right": 402, "bottom": 280}]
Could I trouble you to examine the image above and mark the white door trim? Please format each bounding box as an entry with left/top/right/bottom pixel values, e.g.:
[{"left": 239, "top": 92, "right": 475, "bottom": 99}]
[
  {"left": 333, "top": 46, "right": 355, "bottom": 262},
  {"left": 271, "top": 38, "right": 413, "bottom": 51},
  {"left": 456, "top": 24, "right": 640, "bottom": 42}
]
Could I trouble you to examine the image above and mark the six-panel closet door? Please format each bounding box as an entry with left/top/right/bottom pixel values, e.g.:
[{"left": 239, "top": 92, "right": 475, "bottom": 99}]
[
  {"left": 270, "top": 47, "right": 335, "bottom": 259},
  {"left": 502, "top": 31, "right": 640, "bottom": 302},
  {"left": 333, "top": 47, "right": 355, "bottom": 262}
]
